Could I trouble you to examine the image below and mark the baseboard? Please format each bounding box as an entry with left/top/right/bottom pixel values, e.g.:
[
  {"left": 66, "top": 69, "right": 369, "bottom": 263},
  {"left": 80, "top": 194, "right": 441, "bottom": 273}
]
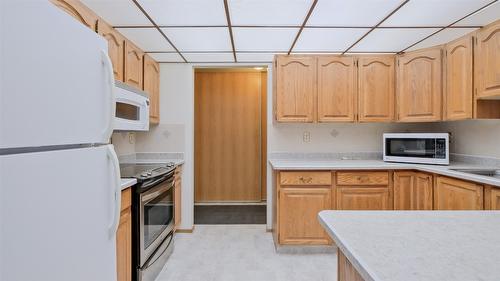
[{"left": 175, "top": 226, "right": 195, "bottom": 233}]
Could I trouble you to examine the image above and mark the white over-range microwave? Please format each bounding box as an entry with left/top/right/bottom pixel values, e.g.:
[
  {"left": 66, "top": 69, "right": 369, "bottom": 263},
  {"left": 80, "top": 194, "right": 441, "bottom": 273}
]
[
  {"left": 383, "top": 133, "right": 449, "bottom": 165},
  {"left": 114, "top": 81, "right": 149, "bottom": 131}
]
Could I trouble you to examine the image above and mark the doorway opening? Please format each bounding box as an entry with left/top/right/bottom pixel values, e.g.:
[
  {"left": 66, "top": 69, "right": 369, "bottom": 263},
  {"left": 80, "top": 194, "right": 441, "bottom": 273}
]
[{"left": 194, "top": 67, "right": 267, "bottom": 224}]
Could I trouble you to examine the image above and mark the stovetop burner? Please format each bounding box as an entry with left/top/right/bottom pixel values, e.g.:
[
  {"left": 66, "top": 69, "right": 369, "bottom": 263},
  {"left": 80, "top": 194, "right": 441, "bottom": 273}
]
[{"left": 120, "top": 162, "right": 176, "bottom": 180}]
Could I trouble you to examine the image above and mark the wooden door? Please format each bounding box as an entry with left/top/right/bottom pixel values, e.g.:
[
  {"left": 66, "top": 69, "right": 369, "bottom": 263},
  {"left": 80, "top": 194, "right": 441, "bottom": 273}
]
[
  {"left": 317, "top": 56, "right": 357, "bottom": 122},
  {"left": 275, "top": 56, "right": 316, "bottom": 122},
  {"left": 174, "top": 166, "right": 182, "bottom": 227},
  {"left": 50, "top": 0, "right": 98, "bottom": 31},
  {"left": 445, "top": 35, "right": 473, "bottom": 120},
  {"left": 195, "top": 70, "right": 263, "bottom": 202},
  {"left": 143, "top": 55, "right": 160, "bottom": 124},
  {"left": 434, "top": 176, "right": 483, "bottom": 210},
  {"left": 117, "top": 189, "right": 131, "bottom": 281},
  {"left": 336, "top": 187, "right": 390, "bottom": 210},
  {"left": 279, "top": 188, "right": 331, "bottom": 245},
  {"left": 358, "top": 56, "right": 395, "bottom": 122},
  {"left": 124, "top": 40, "right": 144, "bottom": 89},
  {"left": 98, "top": 20, "right": 125, "bottom": 81},
  {"left": 397, "top": 47, "right": 442, "bottom": 122},
  {"left": 394, "top": 171, "right": 433, "bottom": 210},
  {"left": 475, "top": 20, "right": 500, "bottom": 99}
]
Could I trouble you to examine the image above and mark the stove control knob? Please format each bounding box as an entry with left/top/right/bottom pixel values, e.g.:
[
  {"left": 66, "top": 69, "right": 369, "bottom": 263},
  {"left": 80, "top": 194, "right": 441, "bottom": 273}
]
[{"left": 141, "top": 173, "right": 148, "bottom": 177}]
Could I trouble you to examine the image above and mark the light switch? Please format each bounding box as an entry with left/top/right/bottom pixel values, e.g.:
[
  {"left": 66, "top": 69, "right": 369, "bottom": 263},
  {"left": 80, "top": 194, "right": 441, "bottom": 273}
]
[{"left": 303, "top": 131, "right": 311, "bottom": 143}]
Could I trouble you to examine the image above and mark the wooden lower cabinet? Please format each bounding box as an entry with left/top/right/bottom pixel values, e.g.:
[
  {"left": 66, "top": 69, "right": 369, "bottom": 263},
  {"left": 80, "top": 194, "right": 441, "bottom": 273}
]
[
  {"left": 278, "top": 187, "right": 331, "bottom": 245},
  {"left": 434, "top": 176, "right": 483, "bottom": 210},
  {"left": 174, "top": 165, "right": 182, "bottom": 228},
  {"left": 394, "top": 171, "right": 433, "bottom": 210},
  {"left": 338, "top": 250, "right": 365, "bottom": 281},
  {"left": 117, "top": 188, "right": 132, "bottom": 281},
  {"left": 336, "top": 187, "right": 390, "bottom": 210}
]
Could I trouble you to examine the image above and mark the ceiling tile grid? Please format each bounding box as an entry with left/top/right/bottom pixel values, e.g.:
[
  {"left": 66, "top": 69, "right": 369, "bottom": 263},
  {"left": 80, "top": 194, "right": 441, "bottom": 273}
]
[{"left": 82, "top": 0, "right": 500, "bottom": 63}]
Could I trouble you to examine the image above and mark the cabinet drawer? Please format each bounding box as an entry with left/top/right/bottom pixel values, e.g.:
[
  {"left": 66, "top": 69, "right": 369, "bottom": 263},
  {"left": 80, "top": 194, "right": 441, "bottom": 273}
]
[
  {"left": 280, "top": 171, "right": 332, "bottom": 186},
  {"left": 121, "top": 188, "right": 132, "bottom": 211},
  {"left": 336, "top": 171, "right": 389, "bottom": 186}
]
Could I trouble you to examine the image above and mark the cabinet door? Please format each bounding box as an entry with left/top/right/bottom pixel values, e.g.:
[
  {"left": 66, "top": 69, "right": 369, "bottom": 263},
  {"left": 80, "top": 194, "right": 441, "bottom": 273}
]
[
  {"left": 434, "top": 176, "right": 483, "bottom": 210},
  {"left": 98, "top": 20, "right": 125, "bottom": 81},
  {"left": 317, "top": 56, "right": 356, "bottom": 122},
  {"left": 117, "top": 189, "right": 132, "bottom": 281},
  {"left": 143, "top": 55, "right": 160, "bottom": 124},
  {"left": 279, "top": 188, "right": 331, "bottom": 245},
  {"left": 485, "top": 186, "right": 500, "bottom": 210},
  {"left": 336, "top": 187, "right": 390, "bottom": 210},
  {"left": 358, "top": 56, "right": 395, "bottom": 122},
  {"left": 395, "top": 171, "right": 433, "bottom": 210},
  {"left": 124, "top": 40, "right": 144, "bottom": 89},
  {"left": 50, "top": 0, "right": 98, "bottom": 31},
  {"left": 445, "top": 35, "right": 473, "bottom": 120},
  {"left": 397, "top": 47, "right": 442, "bottom": 122},
  {"left": 475, "top": 20, "right": 500, "bottom": 99},
  {"left": 275, "top": 56, "right": 316, "bottom": 122}
]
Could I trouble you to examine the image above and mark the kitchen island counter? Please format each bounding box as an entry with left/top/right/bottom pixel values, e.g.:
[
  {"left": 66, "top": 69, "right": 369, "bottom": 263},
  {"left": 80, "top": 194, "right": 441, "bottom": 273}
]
[{"left": 318, "top": 211, "right": 500, "bottom": 281}]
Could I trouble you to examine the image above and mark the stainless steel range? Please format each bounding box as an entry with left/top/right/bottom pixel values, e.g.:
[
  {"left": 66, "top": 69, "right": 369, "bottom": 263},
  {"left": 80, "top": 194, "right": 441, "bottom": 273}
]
[{"left": 120, "top": 162, "right": 176, "bottom": 281}]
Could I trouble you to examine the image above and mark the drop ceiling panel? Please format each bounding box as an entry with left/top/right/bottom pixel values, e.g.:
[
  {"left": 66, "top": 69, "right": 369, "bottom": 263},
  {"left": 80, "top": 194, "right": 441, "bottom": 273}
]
[
  {"left": 307, "top": 0, "right": 402, "bottom": 27},
  {"left": 160, "top": 28, "right": 232, "bottom": 52},
  {"left": 233, "top": 28, "right": 298, "bottom": 51},
  {"left": 294, "top": 28, "right": 369, "bottom": 52},
  {"left": 148, "top": 53, "right": 184, "bottom": 62},
  {"left": 350, "top": 28, "right": 440, "bottom": 52},
  {"left": 137, "top": 0, "right": 226, "bottom": 26},
  {"left": 80, "top": 0, "right": 150, "bottom": 26},
  {"left": 381, "top": 0, "right": 492, "bottom": 27},
  {"left": 407, "top": 28, "right": 478, "bottom": 51},
  {"left": 116, "top": 28, "right": 175, "bottom": 52},
  {"left": 454, "top": 1, "right": 500, "bottom": 26},
  {"left": 236, "top": 53, "right": 281, "bottom": 62},
  {"left": 229, "top": 0, "right": 312, "bottom": 26},
  {"left": 182, "top": 53, "right": 234, "bottom": 62}
]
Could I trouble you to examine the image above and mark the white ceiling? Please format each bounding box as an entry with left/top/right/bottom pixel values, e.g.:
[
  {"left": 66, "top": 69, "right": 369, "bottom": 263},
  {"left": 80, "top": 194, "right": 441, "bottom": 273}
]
[{"left": 80, "top": 0, "right": 499, "bottom": 63}]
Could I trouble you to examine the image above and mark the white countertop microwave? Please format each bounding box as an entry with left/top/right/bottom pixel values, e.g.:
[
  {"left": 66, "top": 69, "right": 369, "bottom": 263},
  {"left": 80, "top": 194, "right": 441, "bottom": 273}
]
[
  {"left": 114, "top": 81, "right": 149, "bottom": 131},
  {"left": 383, "top": 133, "right": 449, "bottom": 165}
]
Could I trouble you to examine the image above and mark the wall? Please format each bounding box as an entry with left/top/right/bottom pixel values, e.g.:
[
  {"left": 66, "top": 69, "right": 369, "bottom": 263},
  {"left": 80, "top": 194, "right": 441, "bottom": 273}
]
[
  {"left": 435, "top": 120, "right": 500, "bottom": 159},
  {"left": 111, "top": 132, "right": 136, "bottom": 156},
  {"left": 135, "top": 64, "right": 195, "bottom": 230}
]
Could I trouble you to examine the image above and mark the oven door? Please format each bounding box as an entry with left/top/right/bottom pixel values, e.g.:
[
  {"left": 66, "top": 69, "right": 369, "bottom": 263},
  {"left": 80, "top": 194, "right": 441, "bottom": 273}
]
[{"left": 139, "top": 176, "right": 174, "bottom": 265}]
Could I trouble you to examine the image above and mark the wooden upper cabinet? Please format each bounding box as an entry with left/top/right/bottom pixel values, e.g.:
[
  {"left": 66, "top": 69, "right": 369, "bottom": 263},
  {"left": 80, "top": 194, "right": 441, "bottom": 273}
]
[
  {"left": 275, "top": 56, "right": 317, "bottom": 122},
  {"left": 358, "top": 56, "right": 395, "bottom": 122},
  {"left": 434, "top": 176, "right": 483, "bottom": 210},
  {"left": 475, "top": 20, "right": 500, "bottom": 99},
  {"left": 445, "top": 35, "right": 473, "bottom": 120},
  {"left": 317, "top": 56, "right": 357, "bottom": 122},
  {"left": 98, "top": 20, "right": 125, "bottom": 81},
  {"left": 279, "top": 187, "right": 331, "bottom": 245},
  {"left": 143, "top": 55, "right": 160, "bottom": 124},
  {"left": 124, "top": 40, "right": 144, "bottom": 90},
  {"left": 50, "top": 0, "right": 98, "bottom": 31},
  {"left": 396, "top": 47, "right": 443, "bottom": 122},
  {"left": 393, "top": 171, "right": 433, "bottom": 210}
]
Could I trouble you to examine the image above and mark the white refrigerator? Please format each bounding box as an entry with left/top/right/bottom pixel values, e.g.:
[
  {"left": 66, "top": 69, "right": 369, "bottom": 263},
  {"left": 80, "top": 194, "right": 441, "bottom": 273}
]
[{"left": 0, "top": 1, "right": 120, "bottom": 281}]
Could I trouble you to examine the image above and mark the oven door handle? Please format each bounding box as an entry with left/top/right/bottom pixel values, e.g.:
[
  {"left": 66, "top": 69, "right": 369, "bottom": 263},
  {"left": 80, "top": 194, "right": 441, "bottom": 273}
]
[
  {"left": 141, "top": 173, "right": 174, "bottom": 190},
  {"left": 142, "top": 188, "right": 165, "bottom": 202}
]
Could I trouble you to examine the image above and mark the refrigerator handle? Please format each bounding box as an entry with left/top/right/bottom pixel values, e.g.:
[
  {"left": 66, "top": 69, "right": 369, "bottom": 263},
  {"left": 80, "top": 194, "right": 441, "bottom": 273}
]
[
  {"left": 101, "top": 50, "right": 116, "bottom": 142},
  {"left": 106, "top": 145, "right": 121, "bottom": 239}
]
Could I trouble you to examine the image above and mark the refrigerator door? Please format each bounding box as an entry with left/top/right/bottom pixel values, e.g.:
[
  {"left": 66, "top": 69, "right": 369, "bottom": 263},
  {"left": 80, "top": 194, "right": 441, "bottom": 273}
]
[
  {"left": 0, "top": 0, "right": 115, "bottom": 149},
  {"left": 0, "top": 145, "right": 121, "bottom": 281}
]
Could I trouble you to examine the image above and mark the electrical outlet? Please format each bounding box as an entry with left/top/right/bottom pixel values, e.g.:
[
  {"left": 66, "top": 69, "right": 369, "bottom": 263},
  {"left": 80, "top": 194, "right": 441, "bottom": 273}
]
[
  {"left": 303, "top": 131, "right": 311, "bottom": 143},
  {"left": 128, "top": 132, "right": 135, "bottom": 144}
]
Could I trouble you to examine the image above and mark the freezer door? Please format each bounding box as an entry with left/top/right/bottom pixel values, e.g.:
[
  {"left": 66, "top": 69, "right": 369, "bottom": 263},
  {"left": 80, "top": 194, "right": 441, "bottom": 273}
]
[
  {"left": 0, "top": 0, "right": 115, "bottom": 149},
  {"left": 0, "top": 145, "right": 121, "bottom": 281}
]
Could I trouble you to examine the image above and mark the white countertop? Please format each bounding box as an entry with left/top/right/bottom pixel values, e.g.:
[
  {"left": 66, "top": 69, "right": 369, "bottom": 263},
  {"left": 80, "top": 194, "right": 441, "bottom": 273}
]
[
  {"left": 319, "top": 211, "right": 500, "bottom": 281},
  {"left": 120, "top": 178, "right": 136, "bottom": 191},
  {"left": 269, "top": 159, "right": 500, "bottom": 187}
]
